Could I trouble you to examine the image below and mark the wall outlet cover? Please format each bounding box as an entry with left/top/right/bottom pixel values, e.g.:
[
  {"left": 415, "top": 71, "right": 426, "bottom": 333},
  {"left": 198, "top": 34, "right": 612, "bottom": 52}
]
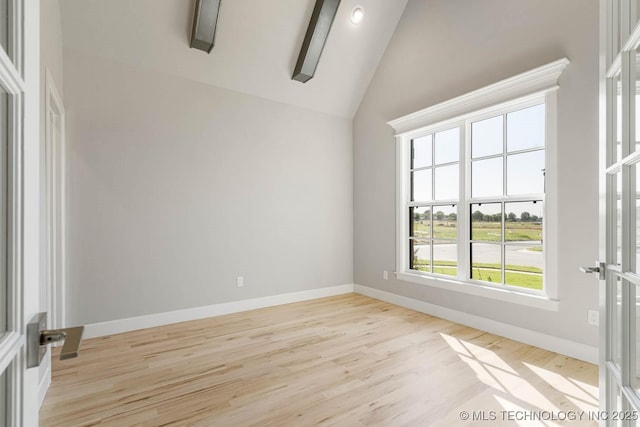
[{"left": 587, "top": 310, "right": 599, "bottom": 326}]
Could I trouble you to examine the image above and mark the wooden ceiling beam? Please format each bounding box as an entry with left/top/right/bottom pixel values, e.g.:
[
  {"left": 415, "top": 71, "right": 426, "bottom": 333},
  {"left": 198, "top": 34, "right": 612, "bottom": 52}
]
[{"left": 292, "top": 0, "right": 341, "bottom": 83}]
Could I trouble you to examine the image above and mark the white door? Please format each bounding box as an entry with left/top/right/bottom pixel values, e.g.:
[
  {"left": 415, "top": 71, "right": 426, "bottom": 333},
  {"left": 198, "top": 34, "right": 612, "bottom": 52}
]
[
  {"left": 600, "top": 0, "right": 640, "bottom": 425},
  {"left": 0, "top": 0, "right": 40, "bottom": 425}
]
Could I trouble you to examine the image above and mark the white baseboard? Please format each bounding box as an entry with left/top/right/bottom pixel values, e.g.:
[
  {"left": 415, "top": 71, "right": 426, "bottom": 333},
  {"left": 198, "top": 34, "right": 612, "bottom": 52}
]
[
  {"left": 83, "top": 282, "right": 598, "bottom": 364},
  {"left": 84, "top": 284, "right": 355, "bottom": 339},
  {"left": 354, "top": 284, "right": 598, "bottom": 364}
]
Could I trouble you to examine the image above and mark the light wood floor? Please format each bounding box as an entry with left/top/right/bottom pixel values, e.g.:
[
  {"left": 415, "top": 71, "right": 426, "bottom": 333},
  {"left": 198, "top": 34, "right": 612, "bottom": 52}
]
[{"left": 40, "top": 294, "right": 598, "bottom": 426}]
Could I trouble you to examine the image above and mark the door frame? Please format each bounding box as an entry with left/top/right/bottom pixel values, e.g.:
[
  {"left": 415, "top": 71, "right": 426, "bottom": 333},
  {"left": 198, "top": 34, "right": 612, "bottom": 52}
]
[
  {"left": 43, "top": 67, "right": 65, "bottom": 332},
  {"left": 24, "top": 0, "right": 43, "bottom": 424},
  {"left": 0, "top": 27, "right": 26, "bottom": 427},
  {"left": 598, "top": 0, "right": 611, "bottom": 420},
  {"left": 38, "top": 67, "right": 65, "bottom": 408}
]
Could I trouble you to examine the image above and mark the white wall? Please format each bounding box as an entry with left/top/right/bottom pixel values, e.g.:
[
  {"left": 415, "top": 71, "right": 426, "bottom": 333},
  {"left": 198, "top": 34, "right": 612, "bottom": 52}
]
[
  {"left": 64, "top": 49, "right": 353, "bottom": 325},
  {"left": 353, "top": 0, "right": 600, "bottom": 347}
]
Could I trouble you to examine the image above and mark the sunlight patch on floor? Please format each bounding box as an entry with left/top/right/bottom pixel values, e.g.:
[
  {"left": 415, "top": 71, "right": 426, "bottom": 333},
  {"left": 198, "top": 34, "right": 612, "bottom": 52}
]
[
  {"left": 523, "top": 362, "right": 598, "bottom": 412},
  {"left": 493, "top": 395, "right": 561, "bottom": 427},
  {"left": 440, "top": 331, "right": 598, "bottom": 426}
]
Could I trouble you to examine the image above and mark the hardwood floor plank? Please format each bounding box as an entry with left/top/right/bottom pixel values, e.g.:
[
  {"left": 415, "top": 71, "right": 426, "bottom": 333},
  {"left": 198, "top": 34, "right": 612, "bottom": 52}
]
[{"left": 40, "top": 294, "right": 598, "bottom": 426}]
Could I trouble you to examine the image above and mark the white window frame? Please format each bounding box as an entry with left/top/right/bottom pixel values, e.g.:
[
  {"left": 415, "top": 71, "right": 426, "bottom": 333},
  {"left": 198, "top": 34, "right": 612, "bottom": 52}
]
[{"left": 389, "top": 59, "right": 569, "bottom": 311}]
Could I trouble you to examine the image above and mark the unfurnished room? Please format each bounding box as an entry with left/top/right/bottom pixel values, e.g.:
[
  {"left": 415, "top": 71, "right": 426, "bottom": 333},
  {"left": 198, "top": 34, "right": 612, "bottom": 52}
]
[{"left": 0, "top": 0, "right": 635, "bottom": 425}]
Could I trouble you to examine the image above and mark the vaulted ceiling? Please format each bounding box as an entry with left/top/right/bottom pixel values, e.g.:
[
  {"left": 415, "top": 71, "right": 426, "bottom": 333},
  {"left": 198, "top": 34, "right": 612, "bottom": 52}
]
[{"left": 59, "top": 0, "right": 408, "bottom": 118}]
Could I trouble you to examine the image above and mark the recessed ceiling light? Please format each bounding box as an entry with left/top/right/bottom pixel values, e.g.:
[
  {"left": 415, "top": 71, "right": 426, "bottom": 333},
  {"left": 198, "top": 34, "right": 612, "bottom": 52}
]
[{"left": 351, "top": 6, "right": 364, "bottom": 25}]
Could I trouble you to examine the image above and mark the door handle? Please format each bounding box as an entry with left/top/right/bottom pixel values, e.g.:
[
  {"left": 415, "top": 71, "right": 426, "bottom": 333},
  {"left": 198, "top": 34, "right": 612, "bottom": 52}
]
[
  {"left": 580, "top": 261, "right": 606, "bottom": 280},
  {"left": 27, "top": 312, "right": 85, "bottom": 368},
  {"left": 40, "top": 326, "right": 84, "bottom": 360}
]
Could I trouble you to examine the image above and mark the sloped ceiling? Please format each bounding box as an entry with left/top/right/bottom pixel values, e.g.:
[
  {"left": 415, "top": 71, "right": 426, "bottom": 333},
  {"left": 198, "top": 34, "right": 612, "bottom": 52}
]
[{"left": 59, "top": 0, "right": 408, "bottom": 118}]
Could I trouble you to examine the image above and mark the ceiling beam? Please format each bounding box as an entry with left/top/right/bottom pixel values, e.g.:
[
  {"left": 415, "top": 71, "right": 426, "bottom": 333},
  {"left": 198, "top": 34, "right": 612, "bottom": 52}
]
[
  {"left": 292, "top": 0, "right": 341, "bottom": 83},
  {"left": 190, "top": 0, "right": 222, "bottom": 53}
]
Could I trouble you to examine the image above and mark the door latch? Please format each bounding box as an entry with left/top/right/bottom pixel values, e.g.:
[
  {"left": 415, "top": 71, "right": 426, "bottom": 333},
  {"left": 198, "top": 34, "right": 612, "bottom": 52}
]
[
  {"left": 27, "top": 313, "right": 84, "bottom": 369},
  {"left": 580, "top": 261, "right": 606, "bottom": 280},
  {"left": 41, "top": 330, "right": 66, "bottom": 344}
]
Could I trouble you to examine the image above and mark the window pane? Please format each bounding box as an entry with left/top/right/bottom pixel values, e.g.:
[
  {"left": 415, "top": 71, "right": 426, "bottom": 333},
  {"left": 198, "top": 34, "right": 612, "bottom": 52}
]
[
  {"left": 411, "top": 169, "right": 431, "bottom": 202},
  {"left": 433, "top": 240, "right": 456, "bottom": 276},
  {"left": 471, "top": 203, "right": 502, "bottom": 242},
  {"left": 472, "top": 115, "right": 503, "bottom": 158},
  {"left": 610, "top": 371, "right": 623, "bottom": 424},
  {"left": 410, "top": 239, "right": 430, "bottom": 272},
  {"left": 470, "top": 243, "right": 501, "bottom": 284},
  {"left": 636, "top": 50, "right": 640, "bottom": 154},
  {"left": 619, "top": 173, "right": 623, "bottom": 266},
  {"left": 637, "top": 166, "right": 640, "bottom": 272},
  {"left": 612, "top": 0, "right": 621, "bottom": 57},
  {"left": 471, "top": 157, "right": 502, "bottom": 198},
  {"left": 0, "top": 363, "right": 8, "bottom": 424},
  {"left": 506, "top": 104, "right": 545, "bottom": 152},
  {"left": 506, "top": 150, "right": 545, "bottom": 195},
  {"left": 614, "top": 74, "right": 622, "bottom": 164},
  {"left": 434, "top": 164, "right": 458, "bottom": 200},
  {"left": 433, "top": 205, "right": 457, "bottom": 240},
  {"left": 0, "top": 88, "right": 6, "bottom": 334},
  {"left": 434, "top": 128, "right": 459, "bottom": 165},
  {"left": 0, "top": 0, "right": 7, "bottom": 57},
  {"left": 410, "top": 206, "right": 430, "bottom": 238},
  {"left": 633, "top": 282, "right": 640, "bottom": 394},
  {"left": 505, "top": 201, "right": 543, "bottom": 242},
  {"left": 505, "top": 245, "right": 543, "bottom": 290},
  {"left": 412, "top": 135, "right": 432, "bottom": 169},
  {"left": 612, "top": 172, "right": 622, "bottom": 266},
  {"left": 612, "top": 276, "right": 622, "bottom": 368}
]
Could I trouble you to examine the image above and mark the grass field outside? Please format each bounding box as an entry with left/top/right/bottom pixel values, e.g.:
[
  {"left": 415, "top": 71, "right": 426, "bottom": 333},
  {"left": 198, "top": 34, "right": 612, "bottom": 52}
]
[
  {"left": 412, "top": 259, "right": 543, "bottom": 290},
  {"left": 411, "top": 218, "right": 543, "bottom": 290}
]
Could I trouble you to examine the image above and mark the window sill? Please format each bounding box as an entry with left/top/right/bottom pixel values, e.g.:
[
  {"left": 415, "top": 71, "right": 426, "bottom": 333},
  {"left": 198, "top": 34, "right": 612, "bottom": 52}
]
[{"left": 396, "top": 271, "right": 559, "bottom": 311}]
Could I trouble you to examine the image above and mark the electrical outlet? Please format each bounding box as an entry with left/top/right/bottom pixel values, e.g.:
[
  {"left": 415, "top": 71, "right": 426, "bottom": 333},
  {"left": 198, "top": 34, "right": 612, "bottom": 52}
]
[
  {"left": 236, "top": 276, "right": 244, "bottom": 288},
  {"left": 383, "top": 271, "right": 389, "bottom": 280},
  {"left": 588, "top": 310, "right": 599, "bottom": 326}
]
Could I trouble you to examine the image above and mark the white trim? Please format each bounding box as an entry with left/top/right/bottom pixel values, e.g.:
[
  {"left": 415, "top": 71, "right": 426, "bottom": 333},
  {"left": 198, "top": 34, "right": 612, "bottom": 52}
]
[
  {"left": 354, "top": 284, "right": 597, "bottom": 364},
  {"left": 44, "top": 68, "right": 62, "bottom": 109},
  {"left": 606, "top": 54, "right": 622, "bottom": 78},
  {"left": 543, "top": 90, "right": 559, "bottom": 301},
  {"left": 395, "top": 136, "right": 408, "bottom": 289},
  {"left": 622, "top": 16, "right": 640, "bottom": 52},
  {"left": 37, "top": 355, "right": 50, "bottom": 409},
  {"left": 395, "top": 271, "right": 558, "bottom": 311},
  {"left": 22, "top": 0, "right": 41, "bottom": 424},
  {"left": 387, "top": 58, "right": 569, "bottom": 135},
  {"left": 84, "top": 284, "right": 355, "bottom": 339},
  {"left": 44, "top": 68, "right": 66, "bottom": 330},
  {"left": 0, "top": 333, "right": 22, "bottom": 374},
  {"left": 397, "top": 91, "right": 548, "bottom": 142},
  {"left": 0, "top": 0, "right": 28, "bottom": 420},
  {"left": 0, "top": 44, "right": 25, "bottom": 95}
]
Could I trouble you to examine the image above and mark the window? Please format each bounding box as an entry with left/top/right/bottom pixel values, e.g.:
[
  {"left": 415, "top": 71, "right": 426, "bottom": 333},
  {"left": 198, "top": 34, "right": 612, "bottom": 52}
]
[
  {"left": 469, "top": 105, "right": 545, "bottom": 291},
  {"left": 407, "top": 103, "right": 545, "bottom": 291},
  {"left": 409, "top": 129, "right": 460, "bottom": 277},
  {"left": 389, "top": 59, "right": 568, "bottom": 308}
]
